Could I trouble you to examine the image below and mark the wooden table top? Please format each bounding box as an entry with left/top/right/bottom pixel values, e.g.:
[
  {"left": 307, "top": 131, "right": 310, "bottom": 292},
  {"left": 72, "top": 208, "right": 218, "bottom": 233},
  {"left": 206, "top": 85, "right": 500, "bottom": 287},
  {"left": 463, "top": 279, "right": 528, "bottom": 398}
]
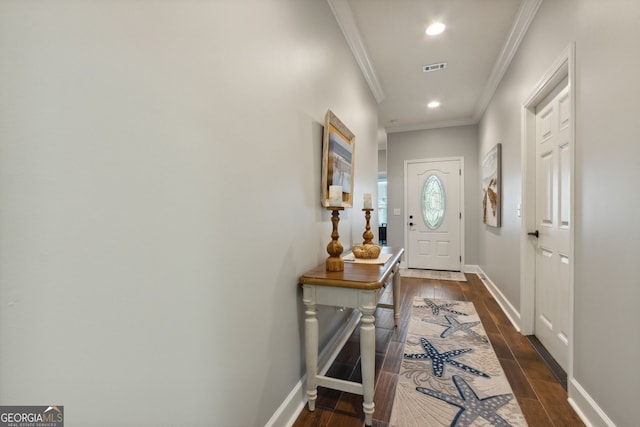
[{"left": 299, "top": 247, "right": 404, "bottom": 290}]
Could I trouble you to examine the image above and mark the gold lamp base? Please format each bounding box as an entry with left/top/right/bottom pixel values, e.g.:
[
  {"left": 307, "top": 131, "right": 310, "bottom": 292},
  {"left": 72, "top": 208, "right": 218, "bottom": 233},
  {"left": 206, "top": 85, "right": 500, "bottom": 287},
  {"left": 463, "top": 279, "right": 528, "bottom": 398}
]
[
  {"left": 352, "top": 208, "right": 381, "bottom": 259},
  {"left": 326, "top": 207, "right": 345, "bottom": 272}
]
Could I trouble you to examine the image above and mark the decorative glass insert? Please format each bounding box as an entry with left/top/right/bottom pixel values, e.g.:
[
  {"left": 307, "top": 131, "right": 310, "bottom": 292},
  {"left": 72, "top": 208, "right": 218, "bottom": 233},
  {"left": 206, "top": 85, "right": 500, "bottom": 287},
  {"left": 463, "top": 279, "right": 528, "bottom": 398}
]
[{"left": 422, "top": 175, "right": 445, "bottom": 229}]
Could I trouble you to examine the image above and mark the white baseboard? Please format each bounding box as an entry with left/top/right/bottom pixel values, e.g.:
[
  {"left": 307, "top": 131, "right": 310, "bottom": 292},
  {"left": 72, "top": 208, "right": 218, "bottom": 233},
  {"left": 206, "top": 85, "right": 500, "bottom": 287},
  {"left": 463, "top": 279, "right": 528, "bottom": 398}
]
[
  {"left": 568, "top": 378, "right": 616, "bottom": 427},
  {"left": 265, "top": 310, "right": 361, "bottom": 427},
  {"left": 463, "top": 264, "right": 480, "bottom": 274},
  {"left": 265, "top": 378, "right": 307, "bottom": 427},
  {"left": 470, "top": 266, "right": 612, "bottom": 427},
  {"left": 471, "top": 265, "right": 522, "bottom": 332}
]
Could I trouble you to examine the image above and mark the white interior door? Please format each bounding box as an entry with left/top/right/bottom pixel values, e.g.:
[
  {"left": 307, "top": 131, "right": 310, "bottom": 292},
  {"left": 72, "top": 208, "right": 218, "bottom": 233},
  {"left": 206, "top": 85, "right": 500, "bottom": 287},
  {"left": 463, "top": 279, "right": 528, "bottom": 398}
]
[
  {"left": 534, "top": 79, "right": 571, "bottom": 371},
  {"left": 406, "top": 159, "right": 461, "bottom": 271}
]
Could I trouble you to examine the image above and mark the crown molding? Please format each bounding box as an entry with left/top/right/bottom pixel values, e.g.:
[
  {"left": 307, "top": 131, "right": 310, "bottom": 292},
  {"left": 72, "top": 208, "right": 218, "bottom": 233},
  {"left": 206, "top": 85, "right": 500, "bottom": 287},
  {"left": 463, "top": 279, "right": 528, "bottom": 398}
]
[
  {"left": 328, "top": 0, "right": 385, "bottom": 103},
  {"left": 473, "top": 0, "right": 543, "bottom": 122},
  {"left": 385, "top": 117, "right": 478, "bottom": 134}
]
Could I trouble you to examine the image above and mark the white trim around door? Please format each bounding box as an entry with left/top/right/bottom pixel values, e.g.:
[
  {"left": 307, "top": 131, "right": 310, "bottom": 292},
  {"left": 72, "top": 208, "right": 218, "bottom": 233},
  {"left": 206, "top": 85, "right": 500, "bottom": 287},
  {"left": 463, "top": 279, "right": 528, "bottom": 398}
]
[{"left": 520, "top": 42, "right": 575, "bottom": 378}]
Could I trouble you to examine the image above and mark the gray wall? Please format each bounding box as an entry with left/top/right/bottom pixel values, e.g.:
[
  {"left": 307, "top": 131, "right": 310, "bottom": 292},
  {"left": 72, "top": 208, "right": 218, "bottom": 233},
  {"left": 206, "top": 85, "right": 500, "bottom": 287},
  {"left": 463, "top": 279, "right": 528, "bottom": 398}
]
[
  {"left": 387, "top": 125, "right": 480, "bottom": 266},
  {"left": 378, "top": 149, "right": 387, "bottom": 173},
  {"left": 479, "top": 0, "right": 640, "bottom": 425},
  {"left": 0, "top": 1, "right": 380, "bottom": 426}
]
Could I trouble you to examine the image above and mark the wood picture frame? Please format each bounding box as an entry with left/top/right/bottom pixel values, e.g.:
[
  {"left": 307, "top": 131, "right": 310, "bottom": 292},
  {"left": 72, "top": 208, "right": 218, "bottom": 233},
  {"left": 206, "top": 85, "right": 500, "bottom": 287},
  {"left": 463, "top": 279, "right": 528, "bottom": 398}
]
[
  {"left": 322, "top": 110, "right": 355, "bottom": 208},
  {"left": 482, "top": 143, "right": 501, "bottom": 227}
]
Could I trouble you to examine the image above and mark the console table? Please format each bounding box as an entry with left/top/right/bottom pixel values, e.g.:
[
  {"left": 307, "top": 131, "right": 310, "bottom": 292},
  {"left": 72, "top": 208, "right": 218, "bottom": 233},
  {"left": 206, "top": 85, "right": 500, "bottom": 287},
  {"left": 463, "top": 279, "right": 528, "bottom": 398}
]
[{"left": 299, "top": 246, "right": 404, "bottom": 426}]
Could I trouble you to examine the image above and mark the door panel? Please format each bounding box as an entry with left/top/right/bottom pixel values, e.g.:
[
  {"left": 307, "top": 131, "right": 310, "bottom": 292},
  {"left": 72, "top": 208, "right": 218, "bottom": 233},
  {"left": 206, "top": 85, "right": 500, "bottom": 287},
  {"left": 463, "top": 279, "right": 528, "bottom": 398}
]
[
  {"left": 407, "top": 160, "right": 461, "bottom": 271},
  {"left": 559, "top": 143, "right": 570, "bottom": 228}
]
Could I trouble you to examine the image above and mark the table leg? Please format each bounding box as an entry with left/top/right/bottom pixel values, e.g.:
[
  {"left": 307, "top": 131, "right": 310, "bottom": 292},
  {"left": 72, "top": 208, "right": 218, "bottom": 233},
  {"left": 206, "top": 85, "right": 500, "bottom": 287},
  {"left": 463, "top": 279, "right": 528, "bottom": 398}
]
[
  {"left": 392, "top": 265, "right": 401, "bottom": 327},
  {"left": 304, "top": 299, "right": 318, "bottom": 411},
  {"left": 360, "top": 305, "right": 376, "bottom": 426}
]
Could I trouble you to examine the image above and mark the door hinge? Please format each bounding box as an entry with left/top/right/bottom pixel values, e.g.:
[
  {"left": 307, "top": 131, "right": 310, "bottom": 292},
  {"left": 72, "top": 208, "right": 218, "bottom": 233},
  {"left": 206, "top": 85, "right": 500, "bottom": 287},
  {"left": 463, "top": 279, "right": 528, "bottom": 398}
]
[
  {"left": 460, "top": 255, "right": 462, "bottom": 262},
  {"left": 459, "top": 169, "right": 461, "bottom": 175},
  {"left": 459, "top": 212, "right": 462, "bottom": 219}
]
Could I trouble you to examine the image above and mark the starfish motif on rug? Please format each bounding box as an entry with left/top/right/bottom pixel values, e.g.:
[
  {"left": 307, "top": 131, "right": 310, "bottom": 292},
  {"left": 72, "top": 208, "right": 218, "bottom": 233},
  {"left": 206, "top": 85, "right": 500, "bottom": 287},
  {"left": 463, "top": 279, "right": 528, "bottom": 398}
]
[
  {"left": 416, "top": 374, "right": 515, "bottom": 427},
  {"left": 416, "top": 298, "right": 468, "bottom": 316},
  {"left": 423, "top": 315, "right": 489, "bottom": 343},
  {"left": 404, "top": 337, "right": 489, "bottom": 378}
]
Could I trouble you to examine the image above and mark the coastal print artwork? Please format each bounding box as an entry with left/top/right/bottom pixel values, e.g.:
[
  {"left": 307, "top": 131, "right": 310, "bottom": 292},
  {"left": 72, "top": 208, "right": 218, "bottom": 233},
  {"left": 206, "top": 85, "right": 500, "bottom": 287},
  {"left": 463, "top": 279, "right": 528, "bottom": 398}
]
[{"left": 482, "top": 143, "right": 501, "bottom": 227}]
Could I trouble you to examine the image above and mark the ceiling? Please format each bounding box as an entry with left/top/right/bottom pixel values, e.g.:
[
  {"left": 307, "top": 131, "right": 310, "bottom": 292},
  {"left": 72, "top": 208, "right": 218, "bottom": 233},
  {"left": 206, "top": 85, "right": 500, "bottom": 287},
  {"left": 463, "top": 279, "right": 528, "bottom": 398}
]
[{"left": 329, "top": 0, "right": 542, "bottom": 141}]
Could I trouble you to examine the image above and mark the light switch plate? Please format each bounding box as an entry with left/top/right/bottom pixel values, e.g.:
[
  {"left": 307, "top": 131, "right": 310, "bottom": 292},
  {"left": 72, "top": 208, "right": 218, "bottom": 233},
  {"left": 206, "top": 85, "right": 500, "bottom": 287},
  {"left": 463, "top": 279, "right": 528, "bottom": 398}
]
[{"left": 393, "top": 208, "right": 401, "bottom": 216}]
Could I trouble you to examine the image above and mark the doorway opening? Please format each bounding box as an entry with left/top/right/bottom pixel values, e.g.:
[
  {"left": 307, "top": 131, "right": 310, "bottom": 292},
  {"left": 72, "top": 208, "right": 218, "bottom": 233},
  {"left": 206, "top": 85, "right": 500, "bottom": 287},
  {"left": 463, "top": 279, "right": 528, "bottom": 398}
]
[{"left": 378, "top": 172, "right": 387, "bottom": 246}]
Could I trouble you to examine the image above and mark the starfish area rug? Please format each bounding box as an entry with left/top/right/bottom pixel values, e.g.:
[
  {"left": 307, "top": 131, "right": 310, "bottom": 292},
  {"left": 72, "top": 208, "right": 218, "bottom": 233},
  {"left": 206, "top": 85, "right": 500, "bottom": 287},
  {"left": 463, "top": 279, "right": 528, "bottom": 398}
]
[
  {"left": 390, "top": 297, "right": 527, "bottom": 426},
  {"left": 400, "top": 269, "right": 467, "bottom": 282}
]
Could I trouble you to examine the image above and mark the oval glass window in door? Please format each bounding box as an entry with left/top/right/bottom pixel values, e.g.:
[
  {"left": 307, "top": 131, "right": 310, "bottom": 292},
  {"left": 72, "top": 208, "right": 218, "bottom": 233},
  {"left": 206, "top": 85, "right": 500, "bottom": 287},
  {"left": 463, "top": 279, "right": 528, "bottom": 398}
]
[{"left": 422, "top": 175, "right": 445, "bottom": 229}]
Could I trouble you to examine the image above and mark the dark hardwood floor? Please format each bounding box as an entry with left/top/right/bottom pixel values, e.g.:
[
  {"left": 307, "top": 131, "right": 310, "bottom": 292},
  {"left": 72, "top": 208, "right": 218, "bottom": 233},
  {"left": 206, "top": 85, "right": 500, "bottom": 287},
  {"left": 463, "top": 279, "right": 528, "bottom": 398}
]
[{"left": 293, "top": 273, "right": 585, "bottom": 427}]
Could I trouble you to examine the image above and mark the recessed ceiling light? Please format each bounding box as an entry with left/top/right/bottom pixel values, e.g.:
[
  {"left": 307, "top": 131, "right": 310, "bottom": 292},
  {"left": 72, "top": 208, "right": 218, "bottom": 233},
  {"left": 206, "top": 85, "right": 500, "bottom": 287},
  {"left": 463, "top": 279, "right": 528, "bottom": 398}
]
[
  {"left": 426, "top": 22, "right": 446, "bottom": 36},
  {"left": 427, "top": 101, "right": 441, "bottom": 109}
]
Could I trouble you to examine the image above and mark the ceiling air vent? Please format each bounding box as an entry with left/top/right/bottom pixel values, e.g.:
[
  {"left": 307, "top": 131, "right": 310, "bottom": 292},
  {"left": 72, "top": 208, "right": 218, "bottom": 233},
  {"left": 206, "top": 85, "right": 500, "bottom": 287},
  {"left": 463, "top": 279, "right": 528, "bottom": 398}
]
[{"left": 422, "top": 62, "right": 447, "bottom": 73}]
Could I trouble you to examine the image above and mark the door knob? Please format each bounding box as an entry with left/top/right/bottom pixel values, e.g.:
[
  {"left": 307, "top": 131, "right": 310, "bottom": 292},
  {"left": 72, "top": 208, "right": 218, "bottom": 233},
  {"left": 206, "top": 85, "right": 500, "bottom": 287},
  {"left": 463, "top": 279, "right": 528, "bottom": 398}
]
[
  {"left": 527, "top": 230, "right": 539, "bottom": 238},
  {"left": 409, "top": 222, "right": 415, "bottom": 227}
]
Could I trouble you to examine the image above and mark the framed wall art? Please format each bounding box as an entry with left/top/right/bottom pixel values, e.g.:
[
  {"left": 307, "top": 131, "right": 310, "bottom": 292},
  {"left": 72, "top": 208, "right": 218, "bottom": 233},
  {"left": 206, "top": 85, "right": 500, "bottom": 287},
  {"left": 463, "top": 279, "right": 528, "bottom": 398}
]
[
  {"left": 321, "top": 110, "right": 355, "bottom": 208},
  {"left": 482, "top": 143, "right": 501, "bottom": 227}
]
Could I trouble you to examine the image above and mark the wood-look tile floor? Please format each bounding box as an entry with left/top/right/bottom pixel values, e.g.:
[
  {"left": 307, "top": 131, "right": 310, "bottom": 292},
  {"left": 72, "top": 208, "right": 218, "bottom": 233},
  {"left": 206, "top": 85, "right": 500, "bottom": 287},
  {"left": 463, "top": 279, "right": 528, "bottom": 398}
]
[{"left": 293, "top": 273, "right": 585, "bottom": 427}]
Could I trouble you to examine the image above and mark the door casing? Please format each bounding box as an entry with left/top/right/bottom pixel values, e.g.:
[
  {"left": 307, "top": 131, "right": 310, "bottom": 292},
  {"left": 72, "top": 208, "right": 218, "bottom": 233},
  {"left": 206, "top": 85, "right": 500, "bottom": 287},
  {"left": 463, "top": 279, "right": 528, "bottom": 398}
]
[{"left": 520, "top": 43, "right": 575, "bottom": 377}]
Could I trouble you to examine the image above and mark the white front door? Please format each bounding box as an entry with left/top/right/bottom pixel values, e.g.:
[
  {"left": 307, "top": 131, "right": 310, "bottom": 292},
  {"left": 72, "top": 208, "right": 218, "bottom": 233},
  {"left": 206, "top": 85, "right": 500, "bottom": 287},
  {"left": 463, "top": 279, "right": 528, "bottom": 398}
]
[
  {"left": 534, "top": 79, "right": 571, "bottom": 371},
  {"left": 406, "top": 159, "right": 462, "bottom": 271}
]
